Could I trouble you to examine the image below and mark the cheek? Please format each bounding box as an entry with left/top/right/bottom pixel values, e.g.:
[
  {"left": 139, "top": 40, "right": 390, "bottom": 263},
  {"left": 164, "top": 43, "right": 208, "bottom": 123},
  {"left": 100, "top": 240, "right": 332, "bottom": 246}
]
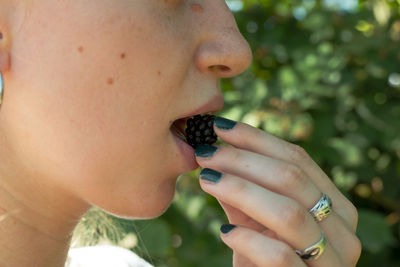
[
  {"left": 5, "top": 1, "right": 185, "bottom": 215},
  {"left": 4, "top": 86, "right": 176, "bottom": 219},
  {"left": 10, "top": 4, "right": 155, "bottom": 154}
]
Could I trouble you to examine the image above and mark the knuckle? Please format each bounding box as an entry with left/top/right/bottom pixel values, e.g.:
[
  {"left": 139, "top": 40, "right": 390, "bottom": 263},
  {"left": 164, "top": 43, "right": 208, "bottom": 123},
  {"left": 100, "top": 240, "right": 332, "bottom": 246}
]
[
  {"left": 347, "top": 202, "right": 359, "bottom": 229},
  {"left": 225, "top": 147, "right": 242, "bottom": 165},
  {"left": 349, "top": 235, "right": 362, "bottom": 266},
  {"left": 342, "top": 199, "right": 359, "bottom": 232},
  {"left": 242, "top": 126, "right": 259, "bottom": 146},
  {"left": 230, "top": 179, "right": 249, "bottom": 197},
  {"left": 280, "top": 164, "right": 307, "bottom": 191},
  {"left": 280, "top": 202, "right": 307, "bottom": 229},
  {"left": 286, "top": 144, "right": 309, "bottom": 164}
]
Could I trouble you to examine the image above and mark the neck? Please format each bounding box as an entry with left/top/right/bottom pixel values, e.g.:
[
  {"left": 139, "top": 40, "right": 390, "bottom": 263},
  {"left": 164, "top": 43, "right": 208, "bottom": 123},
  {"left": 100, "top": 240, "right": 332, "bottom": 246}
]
[
  {"left": 0, "top": 159, "right": 90, "bottom": 267},
  {"left": 0, "top": 206, "right": 71, "bottom": 267}
]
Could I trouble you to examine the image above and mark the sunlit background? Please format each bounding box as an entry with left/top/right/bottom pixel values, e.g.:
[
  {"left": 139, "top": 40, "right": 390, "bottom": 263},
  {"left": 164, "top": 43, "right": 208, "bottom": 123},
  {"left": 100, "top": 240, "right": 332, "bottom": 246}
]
[{"left": 71, "top": 1, "right": 400, "bottom": 266}]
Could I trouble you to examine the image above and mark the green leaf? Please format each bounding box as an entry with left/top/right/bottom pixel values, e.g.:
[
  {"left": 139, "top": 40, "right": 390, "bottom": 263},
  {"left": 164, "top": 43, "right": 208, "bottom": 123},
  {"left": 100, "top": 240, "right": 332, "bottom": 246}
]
[
  {"left": 136, "top": 220, "right": 171, "bottom": 258},
  {"left": 356, "top": 209, "right": 396, "bottom": 253}
]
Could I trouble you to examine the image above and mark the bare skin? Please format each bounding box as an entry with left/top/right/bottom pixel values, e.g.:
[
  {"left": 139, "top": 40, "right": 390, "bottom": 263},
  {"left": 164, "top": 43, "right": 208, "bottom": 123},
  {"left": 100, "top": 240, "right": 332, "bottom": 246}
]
[
  {"left": 197, "top": 122, "right": 362, "bottom": 266},
  {"left": 0, "top": 1, "right": 361, "bottom": 267},
  {"left": 0, "top": 1, "right": 251, "bottom": 266}
]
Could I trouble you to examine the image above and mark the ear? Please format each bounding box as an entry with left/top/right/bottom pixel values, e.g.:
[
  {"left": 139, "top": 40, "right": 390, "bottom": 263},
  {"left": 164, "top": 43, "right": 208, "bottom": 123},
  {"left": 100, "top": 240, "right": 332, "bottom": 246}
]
[
  {"left": 0, "top": 1, "right": 16, "bottom": 72},
  {"left": 0, "top": 51, "right": 10, "bottom": 73},
  {"left": 0, "top": 28, "right": 11, "bottom": 72}
]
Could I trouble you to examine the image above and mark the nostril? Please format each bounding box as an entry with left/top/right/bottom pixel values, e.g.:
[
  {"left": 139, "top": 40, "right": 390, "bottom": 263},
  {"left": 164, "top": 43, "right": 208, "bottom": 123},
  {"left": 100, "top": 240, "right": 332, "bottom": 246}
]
[{"left": 209, "top": 65, "right": 231, "bottom": 72}]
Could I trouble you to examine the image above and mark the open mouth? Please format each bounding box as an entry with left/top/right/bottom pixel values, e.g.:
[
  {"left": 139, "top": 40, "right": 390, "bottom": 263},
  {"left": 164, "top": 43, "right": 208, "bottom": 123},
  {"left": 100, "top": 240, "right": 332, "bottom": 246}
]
[
  {"left": 170, "top": 113, "right": 215, "bottom": 141},
  {"left": 171, "top": 118, "right": 189, "bottom": 143},
  {"left": 170, "top": 112, "right": 217, "bottom": 148}
]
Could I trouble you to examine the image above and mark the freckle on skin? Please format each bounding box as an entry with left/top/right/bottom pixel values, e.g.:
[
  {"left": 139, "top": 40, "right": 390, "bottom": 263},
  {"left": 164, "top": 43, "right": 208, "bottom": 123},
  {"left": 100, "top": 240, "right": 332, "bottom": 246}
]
[
  {"left": 121, "top": 53, "right": 126, "bottom": 59},
  {"left": 157, "top": 71, "right": 161, "bottom": 76},
  {"left": 191, "top": 3, "right": 204, "bottom": 14},
  {"left": 78, "top": 46, "right": 84, "bottom": 53},
  {"left": 107, "top": 78, "right": 114, "bottom": 85}
]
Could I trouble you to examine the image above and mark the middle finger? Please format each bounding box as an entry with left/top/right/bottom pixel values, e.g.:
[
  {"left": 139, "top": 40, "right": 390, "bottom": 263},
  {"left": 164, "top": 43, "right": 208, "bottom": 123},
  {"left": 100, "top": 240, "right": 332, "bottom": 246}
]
[{"left": 195, "top": 144, "right": 322, "bottom": 211}]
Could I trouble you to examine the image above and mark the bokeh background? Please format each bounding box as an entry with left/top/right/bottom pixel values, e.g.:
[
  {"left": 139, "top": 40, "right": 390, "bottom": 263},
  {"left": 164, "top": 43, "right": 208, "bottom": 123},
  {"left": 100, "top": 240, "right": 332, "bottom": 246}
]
[{"left": 71, "top": 0, "right": 400, "bottom": 266}]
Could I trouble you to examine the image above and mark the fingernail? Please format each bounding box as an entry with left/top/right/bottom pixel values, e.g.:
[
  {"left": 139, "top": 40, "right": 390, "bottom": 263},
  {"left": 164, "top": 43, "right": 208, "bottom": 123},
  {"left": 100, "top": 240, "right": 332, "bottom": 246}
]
[
  {"left": 214, "top": 117, "right": 237, "bottom": 130},
  {"left": 220, "top": 224, "right": 237, "bottom": 234},
  {"left": 195, "top": 144, "right": 218, "bottom": 158},
  {"left": 200, "top": 168, "right": 223, "bottom": 183}
]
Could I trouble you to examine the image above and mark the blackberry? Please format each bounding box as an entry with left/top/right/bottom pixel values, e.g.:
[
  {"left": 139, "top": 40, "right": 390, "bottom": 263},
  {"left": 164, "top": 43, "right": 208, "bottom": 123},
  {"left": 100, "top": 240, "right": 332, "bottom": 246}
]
[{"left": 185, "top": 114, "right": 218, "bottom": 149}]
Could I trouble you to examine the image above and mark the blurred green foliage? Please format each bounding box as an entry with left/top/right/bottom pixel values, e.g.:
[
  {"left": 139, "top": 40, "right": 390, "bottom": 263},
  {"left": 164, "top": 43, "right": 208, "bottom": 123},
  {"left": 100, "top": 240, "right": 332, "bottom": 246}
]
[{"left": 72, "top": 0, "right": 400, "bottom": 266}]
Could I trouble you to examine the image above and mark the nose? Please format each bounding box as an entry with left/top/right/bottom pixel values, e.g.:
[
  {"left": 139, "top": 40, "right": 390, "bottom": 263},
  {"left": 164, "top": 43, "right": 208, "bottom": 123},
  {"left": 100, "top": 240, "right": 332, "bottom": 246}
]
[{"left": 194, "top": 1, "right": 253, "bottom": 78}]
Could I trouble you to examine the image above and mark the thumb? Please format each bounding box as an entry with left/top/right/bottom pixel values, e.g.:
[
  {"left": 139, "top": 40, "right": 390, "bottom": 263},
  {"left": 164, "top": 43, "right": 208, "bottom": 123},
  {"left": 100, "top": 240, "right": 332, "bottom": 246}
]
[
  {"left": 217, "top": 199, "right": 265, "bottom": 232},
  {"left": 217, "top": 199, "right": 282, "bottom": 241}
]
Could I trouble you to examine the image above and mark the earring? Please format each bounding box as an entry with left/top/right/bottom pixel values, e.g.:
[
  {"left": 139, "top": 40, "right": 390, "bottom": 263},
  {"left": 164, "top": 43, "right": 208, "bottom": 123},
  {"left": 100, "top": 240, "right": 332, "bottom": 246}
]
[
  {"left": 0, "top": 72, "right": 3, "bottom": 106},
  {"left": 0, "top": 29, "right": 3, "bottom": 106}
]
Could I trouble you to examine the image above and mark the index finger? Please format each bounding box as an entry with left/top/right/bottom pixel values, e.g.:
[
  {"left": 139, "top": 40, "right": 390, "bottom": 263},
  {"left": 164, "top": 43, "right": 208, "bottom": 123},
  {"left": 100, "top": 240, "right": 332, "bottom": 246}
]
[{"left": 213, "top": 116, "right": 358, "bottom": 232}]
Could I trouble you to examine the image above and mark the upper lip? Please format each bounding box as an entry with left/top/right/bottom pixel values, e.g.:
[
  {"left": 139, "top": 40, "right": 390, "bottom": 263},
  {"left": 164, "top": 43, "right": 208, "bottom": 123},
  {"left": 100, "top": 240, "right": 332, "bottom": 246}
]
[{"left": 177, "top": 94, "right": 225, "bottom": 121}]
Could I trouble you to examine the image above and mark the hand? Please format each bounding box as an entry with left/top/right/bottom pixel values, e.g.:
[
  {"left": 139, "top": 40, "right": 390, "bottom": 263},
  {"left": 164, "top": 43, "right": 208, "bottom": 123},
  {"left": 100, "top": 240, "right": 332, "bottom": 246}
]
[{"left": 195, "top": 117, "right": 361, "bottom": 267}]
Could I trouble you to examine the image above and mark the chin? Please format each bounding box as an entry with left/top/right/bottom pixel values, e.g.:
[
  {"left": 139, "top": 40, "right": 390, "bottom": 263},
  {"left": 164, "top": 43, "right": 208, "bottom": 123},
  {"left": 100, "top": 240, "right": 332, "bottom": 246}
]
[
  {"left": 103, "top": 205, "right": 172, "bottom": 220},
  {"left": 95, "top": 180, "right": 177, "bottom": 220}
]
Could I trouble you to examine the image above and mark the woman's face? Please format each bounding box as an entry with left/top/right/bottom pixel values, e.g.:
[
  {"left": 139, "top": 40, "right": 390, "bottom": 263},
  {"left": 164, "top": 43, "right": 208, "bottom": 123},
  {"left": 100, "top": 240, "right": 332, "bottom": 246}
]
[{"left": 1, "top": 0, "right": 252, "bottom": 218}]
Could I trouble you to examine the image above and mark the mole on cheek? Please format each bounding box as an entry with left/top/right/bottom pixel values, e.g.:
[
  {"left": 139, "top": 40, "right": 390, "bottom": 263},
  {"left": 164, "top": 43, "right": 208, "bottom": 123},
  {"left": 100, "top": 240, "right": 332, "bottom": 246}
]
[
  {"left": 107, "top": 78, "right": 114, "bottom": 85},
  {"left": 120, "top": 53, "right": 126, "bottom": 59},
  {"left": 191, "top": 3, "right": 204, "bottom": 14},
  {"left": 78, "top": 46, "right": 84, "bottom": 53}
]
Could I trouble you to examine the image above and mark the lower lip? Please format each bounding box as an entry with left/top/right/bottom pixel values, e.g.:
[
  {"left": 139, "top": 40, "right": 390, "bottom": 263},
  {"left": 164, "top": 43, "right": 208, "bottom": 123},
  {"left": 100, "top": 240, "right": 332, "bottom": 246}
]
[{"left": 171, "top": 130, "right": 199, "bottom": 171}]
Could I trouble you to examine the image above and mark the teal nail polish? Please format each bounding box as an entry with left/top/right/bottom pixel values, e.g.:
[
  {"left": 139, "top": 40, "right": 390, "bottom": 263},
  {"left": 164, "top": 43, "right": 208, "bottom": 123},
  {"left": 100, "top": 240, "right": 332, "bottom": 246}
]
[
  {"left": 220, "top": 224, "right": 236, "bottom": 234},
  {"left": 195, "top": 145, "right": 218, "bottom": 158},
  {"left": 200, "top": 168, "right": 222, "bottom": 183},
  {"left": 214, "top": 117, "right": 237, "bottom": 130}
]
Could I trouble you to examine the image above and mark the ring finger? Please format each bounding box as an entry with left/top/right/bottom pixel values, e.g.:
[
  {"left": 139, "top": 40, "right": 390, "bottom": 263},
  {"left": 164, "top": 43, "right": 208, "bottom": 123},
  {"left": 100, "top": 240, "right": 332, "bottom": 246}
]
[{"left": 196, "top": 145, "right": 322, "bottom": 212}]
